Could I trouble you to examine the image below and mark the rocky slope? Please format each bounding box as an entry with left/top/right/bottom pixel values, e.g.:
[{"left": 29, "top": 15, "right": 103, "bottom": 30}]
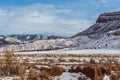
[{"left": 73, "top": 11, "right": 120, "bottom": 37}]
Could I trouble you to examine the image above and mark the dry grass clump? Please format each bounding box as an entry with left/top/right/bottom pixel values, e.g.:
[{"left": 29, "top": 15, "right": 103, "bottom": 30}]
[
  {"left": 0, "top": 49, "right": 25, "bottom": 77},
  {"left": 50, "top": 66, "right": 64, "bottom": 77}
]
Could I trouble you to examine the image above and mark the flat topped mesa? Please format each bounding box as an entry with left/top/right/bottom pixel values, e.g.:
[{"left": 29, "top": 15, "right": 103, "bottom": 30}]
[
  {"left": 97, "top": 11, "right": 120, "bottom": 23},
  {"left": 73, "top": 11, "right": 120, "bottom": 37}
]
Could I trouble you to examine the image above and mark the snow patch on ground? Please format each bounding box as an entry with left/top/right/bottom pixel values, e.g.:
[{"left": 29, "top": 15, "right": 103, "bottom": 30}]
[
  {"left": 13, "top": 49, "right": 120, "bottom": 55},
  {"left": 56, "top": 72, "right": 91, "bottom": 80}
]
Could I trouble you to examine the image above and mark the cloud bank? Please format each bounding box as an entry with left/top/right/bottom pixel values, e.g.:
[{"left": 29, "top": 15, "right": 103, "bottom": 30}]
[{"left": 0, "top": 3, "right": 92, "bottom": 36}]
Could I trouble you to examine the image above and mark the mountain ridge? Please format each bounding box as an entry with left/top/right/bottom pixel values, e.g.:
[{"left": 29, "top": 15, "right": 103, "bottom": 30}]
[
  {"left": 0, "top": 34, "right": 65, "bottom": 45},
  {"left": 73, "top": 11, "right": 120, "bottom": 37}
]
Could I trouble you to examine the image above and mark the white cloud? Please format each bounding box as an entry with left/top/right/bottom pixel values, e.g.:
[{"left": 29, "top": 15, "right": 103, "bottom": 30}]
[
  {"left": 0, "top": 3, "right": 92, "bottom": 36},
  {"left": 101, "top": 0, "right": 109, "bottom": 3}
]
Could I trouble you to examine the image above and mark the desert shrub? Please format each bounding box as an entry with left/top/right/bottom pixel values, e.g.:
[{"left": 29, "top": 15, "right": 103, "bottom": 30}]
[
  {"left": 3, "top": 49, "right": 18, "bottom": 76},
  {"left": 40, "top": 67, "right": 50, "bottom": 74},
  {"left": 4, "top": 49, "right": 14, "bottom": 66},
  {"left": 0, "top": 49, "right": 26, "bottom": 77},
  {"left": 69, "top": 66, "right": 94, "bottom": 80},
  {"left": 28, "top": 67, "right": 37, "bottom": 80},
  {"left": 89, "top": 58, "right": 95, "bottom": 64},
  {"left": 50, "top": 66, "right": 64, "bottom": 77},
  {"left": 38, "top": 73, "right": 52, "bottom": 80},
  {"left": 28, "top": 67, "right": 52, "bottom": 80},
  {"left": 18, "top": 65, "right": 26, "bottom": 78},
  {"left": 100, "top": 67, "right": 111, "bottom": 76}
]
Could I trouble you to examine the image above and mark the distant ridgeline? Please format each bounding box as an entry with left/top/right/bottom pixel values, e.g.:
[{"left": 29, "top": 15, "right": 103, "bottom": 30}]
[
  {"left": 1, "top": 11, "right": 120, "bottom": 52},
  {"left": 0, "top": 34, "right": 65, "bottom": 45}
]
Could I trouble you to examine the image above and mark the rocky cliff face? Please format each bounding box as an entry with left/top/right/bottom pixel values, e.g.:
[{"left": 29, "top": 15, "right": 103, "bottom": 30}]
[{"left": 73, "top": 11, "right": 120, "bottom": 37}]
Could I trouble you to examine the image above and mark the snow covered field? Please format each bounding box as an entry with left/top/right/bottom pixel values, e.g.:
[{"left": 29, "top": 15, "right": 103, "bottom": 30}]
[
  {"left": 0, "top": 49, "right": 119, "bottom": 80},
  {"left": 14, "top": 49, "right": 120, "bottom": 55}
]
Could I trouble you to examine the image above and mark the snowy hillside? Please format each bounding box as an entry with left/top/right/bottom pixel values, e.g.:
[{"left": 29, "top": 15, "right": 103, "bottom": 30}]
[
  {"left": 0, "top": 33, "right": 120, "bottom": 52},
  {"left": 73, "top": 11, "right": 120, "bottom": 37},
  {"left": 1, "top": 11, "right": 120, "bottom": 52}
]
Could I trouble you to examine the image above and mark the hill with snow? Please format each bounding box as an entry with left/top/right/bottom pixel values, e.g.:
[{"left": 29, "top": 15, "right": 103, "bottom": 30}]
[
  {"left": 1, "top": 11, "right": 120, "bottom": 52},
  {"left": 73, "top": 11, "right": 120, "bottom": 37}
]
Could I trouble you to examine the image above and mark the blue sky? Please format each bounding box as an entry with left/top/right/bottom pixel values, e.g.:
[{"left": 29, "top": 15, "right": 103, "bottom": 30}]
[{"left": 0, "top": 0, "right": 119, "bottom": 36}]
